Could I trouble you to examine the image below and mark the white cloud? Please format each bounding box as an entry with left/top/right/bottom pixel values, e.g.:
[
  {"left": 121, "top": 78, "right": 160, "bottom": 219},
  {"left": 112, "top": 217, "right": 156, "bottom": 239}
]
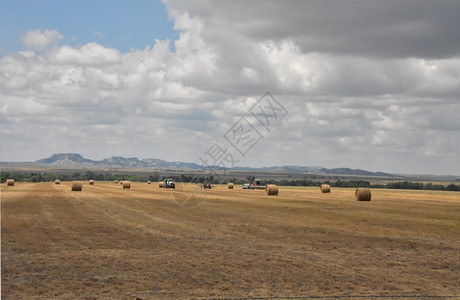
[
  {"left": 46, "top": 43, "right": 122, "bottom": 65},
  {"left": 21, "top": 29, "right": 63, "bottom": 51},
  {"left": 1, "top": 1, "right": 460, "bottom": 175}
]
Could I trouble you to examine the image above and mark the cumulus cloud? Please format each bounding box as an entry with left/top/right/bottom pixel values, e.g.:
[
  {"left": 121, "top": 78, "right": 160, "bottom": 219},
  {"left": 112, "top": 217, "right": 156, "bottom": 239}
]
[
  {"left": 21, "top": 29, "right": 63, "bottom": 51},
  {"left": 46, "top": 43, "right": 122, "bottom": 65},
  {"left": 1, "top": 1, "right": 460, "bottom": 175}
]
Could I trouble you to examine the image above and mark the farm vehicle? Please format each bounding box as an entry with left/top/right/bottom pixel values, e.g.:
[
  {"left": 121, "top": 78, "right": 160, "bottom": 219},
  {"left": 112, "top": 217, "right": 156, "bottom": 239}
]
[
  {"left": 249, "top": 179, "right": 265, "bottom": 190},
  {"left": 163, "top": 179, "right": 175, "bottom": 188}
]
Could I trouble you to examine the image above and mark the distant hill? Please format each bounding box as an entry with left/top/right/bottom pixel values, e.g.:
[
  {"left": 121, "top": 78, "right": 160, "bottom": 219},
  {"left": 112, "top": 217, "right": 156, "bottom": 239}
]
[
  {"left": 33, "top": 153, "right": 206, "bottom": 170},
  {"left": 9, "top": 153, "right": 393, "bottom": 177},
  {"left": 319, "top": 167, "right": 391, "bottom": 177},
  {"left": 36, "top": 153, "right": 94, "bottom": 166}
]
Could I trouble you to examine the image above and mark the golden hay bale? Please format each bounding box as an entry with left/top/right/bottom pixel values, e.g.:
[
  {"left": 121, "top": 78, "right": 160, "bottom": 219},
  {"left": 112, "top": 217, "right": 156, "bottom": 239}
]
[
  {"left": 120, "top": 181, "right": 124, "bottom": 185},
  {"left": 55, "top": 179, "right": 61, "bottom": 185},
  {"left": 89, "top": 180, "right": 95, "bottom": 185},
  {"left": 355, "top": 188, "right": 371, "bottom": 201},
  {"left": 123, "top": 181, "right": 131, "bottom": 189},
  {"left": 71, "top": 182, "right": 83, "bottom": 191},
  {"left": 115, "top": 180, "right": 119, "bottom": 184},
  {"left": 228, "top": 182, "right": 234, "bottom": 189},
  {"left": 266, "top": 184, "right": 278, "bottom": 196},
  {"left": 147, "top": 181, "right": 151, "bottom": 184},
  {"left": 159, "top": 181, "right": 165, "bottom": 188},
  {"left": 265, "top": 184, "right": 276, "bottom": 191},
  {"left": 6, "top": 179, "right": 14, "bottom": 186},
  {"left": 320, "top": 184, "right": 330, "bottom": 193}
]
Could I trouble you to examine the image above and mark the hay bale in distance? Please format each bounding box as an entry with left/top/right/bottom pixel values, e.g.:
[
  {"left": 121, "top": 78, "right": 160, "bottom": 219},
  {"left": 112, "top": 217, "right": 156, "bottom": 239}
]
[
  {"left": 147, "top": 181, "right": 151, "bottom": 184},
  {"left": 266, "top": 184, "right": 279, "bottom": 196},
  {"left": 71, "top": 182, "right": 83, "bottom": 191},
  {"left": 320, "top": 184, "right": 330, "bottom": 193},
  {"left": 123, "top": 181, "right": 131, "bottom": 189},
  {"left": 55, "top": 179, "right": 61, "bottom": 185},
  {"left": 265, "top": 184, "right": 277, "bottom": 191},
  {"left": 227, "top": 183, "right": 234, "bottom": 189},
  {"left": 355, "top": 188, "right": 371, "bottom": 201},
  {"left": 159, "top": 181, "right": 165, "bottom": 188},
  {"left": 6, "top": 179, "right": 14, "bottom": 186},
  {"left": 115, "top": 180, "right": 119, "bottom": 184},
  {"left": 120, "top": 181, "right": 124, "bottom": 185},
  {"left": 89, "top": 180, "right": 95, "bottom": 185}
]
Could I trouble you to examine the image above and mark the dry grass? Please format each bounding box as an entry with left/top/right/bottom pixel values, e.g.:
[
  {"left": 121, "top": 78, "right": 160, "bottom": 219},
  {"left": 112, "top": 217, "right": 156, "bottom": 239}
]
[{"left": 1, "top": 183, "right": 459, "bottom": 299}]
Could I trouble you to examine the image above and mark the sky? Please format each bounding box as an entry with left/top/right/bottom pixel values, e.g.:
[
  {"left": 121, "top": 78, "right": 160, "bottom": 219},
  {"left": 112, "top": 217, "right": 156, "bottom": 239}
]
[{"left": 1, "top": 0, "right": 460, "bottom": 176}]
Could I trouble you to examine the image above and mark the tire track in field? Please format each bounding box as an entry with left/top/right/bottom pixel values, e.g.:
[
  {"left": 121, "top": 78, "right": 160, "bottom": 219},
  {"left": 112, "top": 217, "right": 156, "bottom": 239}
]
[{"left": 61, "top": 182, "right": 198, "bottom": 238}]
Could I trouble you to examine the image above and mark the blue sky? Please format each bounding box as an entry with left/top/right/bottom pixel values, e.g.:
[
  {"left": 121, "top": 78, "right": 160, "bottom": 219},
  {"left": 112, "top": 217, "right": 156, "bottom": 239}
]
[{"left": 0, "top": 0, "right": 178, "bottom": 56}]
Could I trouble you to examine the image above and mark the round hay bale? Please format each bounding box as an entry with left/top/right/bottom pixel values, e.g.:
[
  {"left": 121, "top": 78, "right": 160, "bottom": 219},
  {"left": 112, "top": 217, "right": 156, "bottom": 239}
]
[
  {"left": 147, "top": 181, "right": 151, "bottom": 184},
  {"left": 6, "top": 179, "right": 14, "bottom": 186},
  {"left": 320, "top": 184, "right": 330, "bottom": 193},
  {"left": 71, "top": 182, "right": 83, "bottom": 191},
  {"left": 355, "top": 188, "right": 371, "bottom": 201},
  {"left": 266, "top": 184, "right": 276, "bottom": 191},
  {"left": 120, "top": 181, "right": 124, "bottom": 185},
  {"left": 55, "top": 179, "right": 61, "bottom": 185},
  {"left": 159, "top": 181, "right": 165, "bottom": 188},
  {"left": 89, "top": 180, "right": 94, "bottom": 185},
  {"left": 266, "top": 184, "right": 278, "bottom": 196},
  {"left": 123, "top": 181, "right": 131, "bottom": 189},
  {"left": 227, "top": 182, "right": 234, "bottom": 189},
  {"left": 115, "top": 180, "right": 119, "bottom": 184}
]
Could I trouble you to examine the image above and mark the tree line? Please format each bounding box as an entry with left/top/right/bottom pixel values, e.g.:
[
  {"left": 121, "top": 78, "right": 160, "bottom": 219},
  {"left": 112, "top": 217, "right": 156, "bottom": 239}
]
[
  {"left": 259, "top": 179, "right": 460, "bottom": 191},
  {"left": 1, "top": 171, "right": 459, "bottom": 191}
]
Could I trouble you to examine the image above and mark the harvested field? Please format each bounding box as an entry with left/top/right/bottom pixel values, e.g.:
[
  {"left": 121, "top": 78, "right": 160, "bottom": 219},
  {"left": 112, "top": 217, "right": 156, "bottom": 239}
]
[{"left": 1, "top": 182, "right": 459, "bottom": 299}]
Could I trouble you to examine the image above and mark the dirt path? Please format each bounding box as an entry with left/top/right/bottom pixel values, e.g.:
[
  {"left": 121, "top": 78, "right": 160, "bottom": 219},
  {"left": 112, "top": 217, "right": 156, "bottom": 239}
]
[{"left": 2, "top": 182, "right": 459, "bottom": 299}]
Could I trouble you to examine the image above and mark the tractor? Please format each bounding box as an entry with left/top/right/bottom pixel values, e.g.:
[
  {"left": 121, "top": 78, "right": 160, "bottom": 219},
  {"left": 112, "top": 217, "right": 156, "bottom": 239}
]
[
  {"left": 249, "top": 178, "right": 265, "bottom": 190},
  {"left": 163, "top": 179, "right": 175, "bottom": 189}
]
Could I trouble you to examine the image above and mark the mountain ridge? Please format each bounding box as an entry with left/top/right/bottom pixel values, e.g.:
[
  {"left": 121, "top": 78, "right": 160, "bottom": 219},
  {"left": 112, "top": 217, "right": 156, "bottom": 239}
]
[{"left": 19, "top": 153, "right": 393, "bottom": 177}]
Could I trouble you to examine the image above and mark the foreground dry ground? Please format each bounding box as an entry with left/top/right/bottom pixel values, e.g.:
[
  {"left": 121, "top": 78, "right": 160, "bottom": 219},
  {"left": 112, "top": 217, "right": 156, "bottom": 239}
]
[{"left": 1, "top": 182, "right": 459, "bottom": 299}]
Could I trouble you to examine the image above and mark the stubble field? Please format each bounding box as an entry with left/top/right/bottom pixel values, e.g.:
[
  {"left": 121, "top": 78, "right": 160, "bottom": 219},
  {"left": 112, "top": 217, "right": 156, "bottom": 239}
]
[{"left": 1, "top": 182, "right": 459, "bottom": 299}]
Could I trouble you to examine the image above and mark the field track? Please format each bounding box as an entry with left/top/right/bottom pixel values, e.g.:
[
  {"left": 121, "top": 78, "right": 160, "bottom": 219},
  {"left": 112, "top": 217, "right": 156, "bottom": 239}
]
[{"left": 1, "top": 182, "right": 459, "bottom": 299}]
